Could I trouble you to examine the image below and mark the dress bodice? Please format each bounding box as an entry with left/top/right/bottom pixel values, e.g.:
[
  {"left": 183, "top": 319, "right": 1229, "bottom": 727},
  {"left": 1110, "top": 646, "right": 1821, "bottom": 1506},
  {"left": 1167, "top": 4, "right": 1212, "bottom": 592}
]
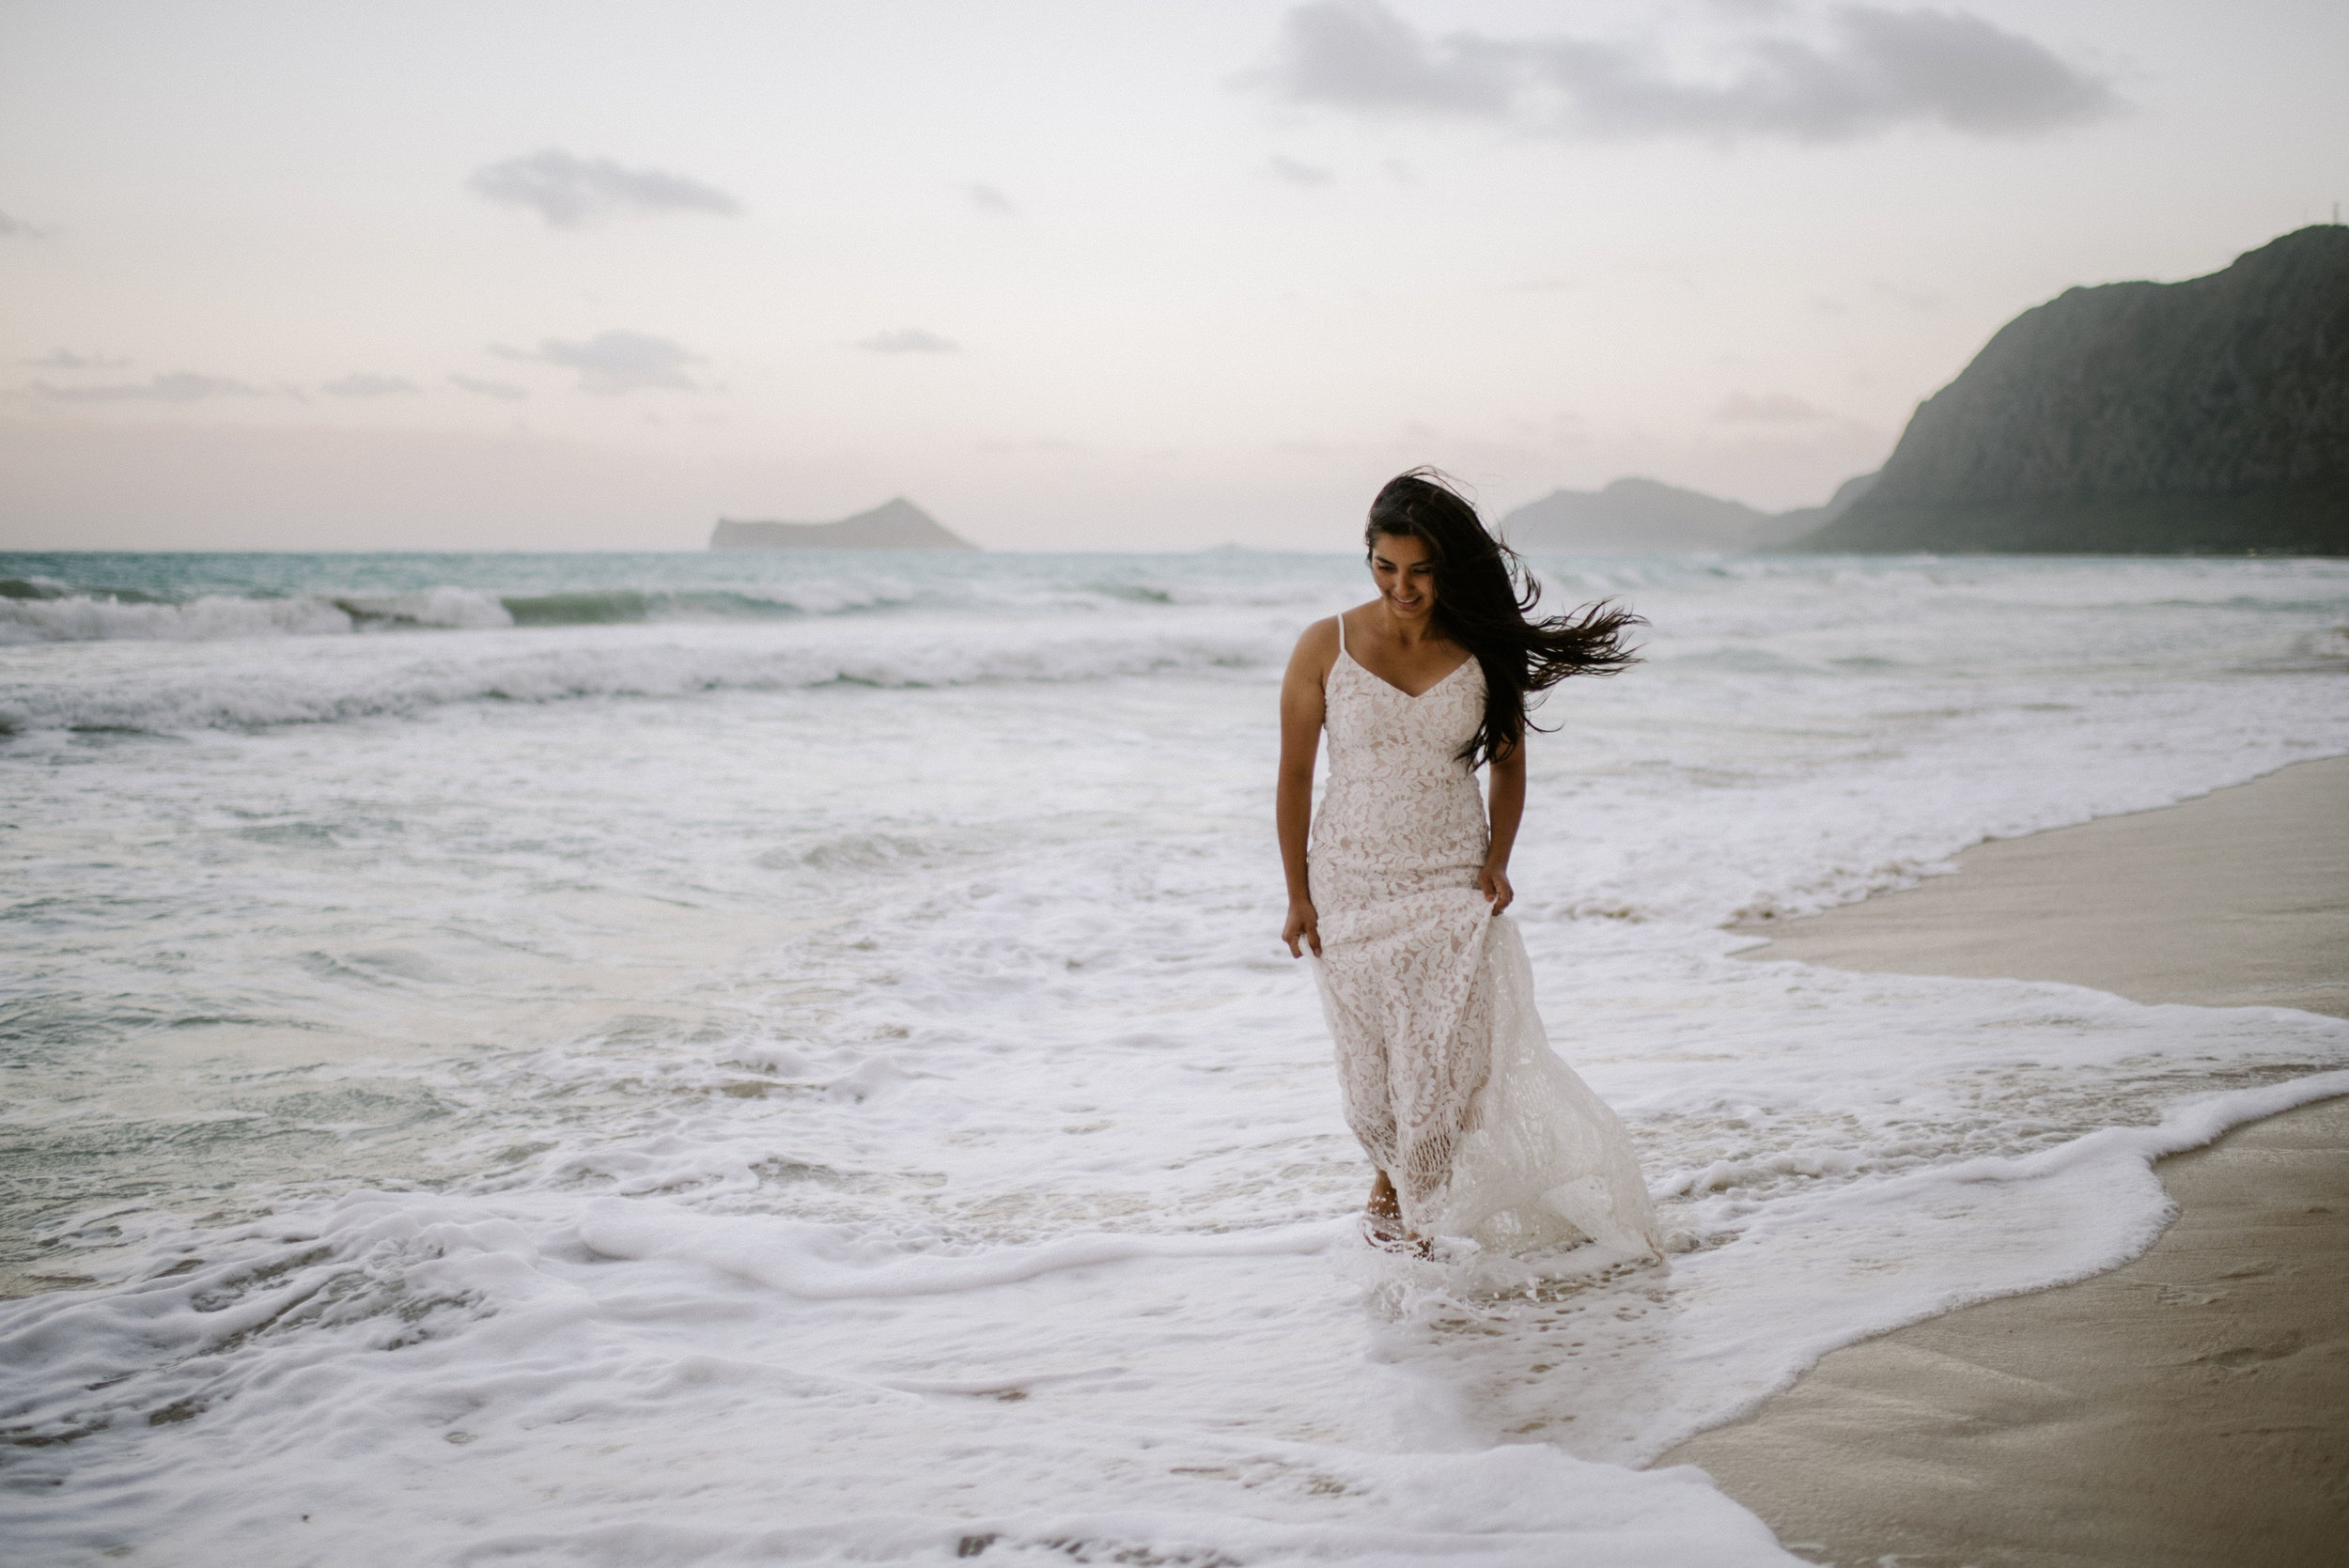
[
  {"left": 1310, "top": 617, "right": 1490, "bottom": 913},
  {"left": 1320, "top": 624, "right": 1483, "bottom": 784}
]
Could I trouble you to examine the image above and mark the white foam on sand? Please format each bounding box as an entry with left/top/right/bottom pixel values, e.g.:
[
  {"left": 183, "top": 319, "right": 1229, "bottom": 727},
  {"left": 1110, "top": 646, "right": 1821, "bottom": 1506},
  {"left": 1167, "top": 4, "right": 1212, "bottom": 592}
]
[{"left": 4, "top": 552, "right": 2348, "bottom": 1565}]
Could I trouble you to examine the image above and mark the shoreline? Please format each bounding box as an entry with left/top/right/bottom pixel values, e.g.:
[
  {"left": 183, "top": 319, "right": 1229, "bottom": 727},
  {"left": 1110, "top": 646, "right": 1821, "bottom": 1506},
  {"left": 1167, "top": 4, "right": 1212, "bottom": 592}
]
[
  {"left": 1659, "top": 755, "right": 2349, "bottom": 1567},
  {"left": 1723, "top": 753, "right": 2349, "bottom": 1019}
]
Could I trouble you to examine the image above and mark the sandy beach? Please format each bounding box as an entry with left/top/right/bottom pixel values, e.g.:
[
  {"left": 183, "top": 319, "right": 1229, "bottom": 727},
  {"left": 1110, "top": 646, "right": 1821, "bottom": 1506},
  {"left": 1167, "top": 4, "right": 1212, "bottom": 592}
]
[{"left": 1661, "top": 755, "right": 2349, "bottom": 1567}]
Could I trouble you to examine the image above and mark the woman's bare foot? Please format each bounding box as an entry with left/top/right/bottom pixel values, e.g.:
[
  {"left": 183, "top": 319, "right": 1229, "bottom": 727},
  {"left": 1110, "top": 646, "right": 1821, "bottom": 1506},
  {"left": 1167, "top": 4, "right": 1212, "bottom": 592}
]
[{"left": 1362, "top": 1170, "right": 1431, "bottom": 1256}]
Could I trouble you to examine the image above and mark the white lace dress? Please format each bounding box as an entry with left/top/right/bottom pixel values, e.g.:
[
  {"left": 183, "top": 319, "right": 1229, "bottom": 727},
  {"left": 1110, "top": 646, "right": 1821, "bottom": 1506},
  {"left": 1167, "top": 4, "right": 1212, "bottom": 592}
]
[{"left": 1308, "top": 616, "right": 1662, "bottom": 1256}]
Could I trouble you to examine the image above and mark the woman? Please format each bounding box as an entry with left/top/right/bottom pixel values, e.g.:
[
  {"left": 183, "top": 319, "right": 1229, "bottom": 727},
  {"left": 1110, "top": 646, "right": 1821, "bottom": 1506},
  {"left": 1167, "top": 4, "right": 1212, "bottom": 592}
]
[{"left": 1278, "top": 470, "right": 1662, "bottom": 1258}]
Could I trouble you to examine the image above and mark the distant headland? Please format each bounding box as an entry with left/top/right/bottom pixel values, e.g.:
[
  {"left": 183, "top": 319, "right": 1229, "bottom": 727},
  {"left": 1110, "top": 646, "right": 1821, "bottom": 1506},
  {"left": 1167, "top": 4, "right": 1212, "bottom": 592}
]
[
  {"left": 1501, "top": 225, "right": 2346, "bottom": 557},
  {"left": 1790, "top": 225, "right": 2349, "bottom": 555},
  {"left": 710, "top": 498, "right": 977, "bottom": 551},
  {"left": 1498, "top": 474, "right": 1876, "bottom": 554}
]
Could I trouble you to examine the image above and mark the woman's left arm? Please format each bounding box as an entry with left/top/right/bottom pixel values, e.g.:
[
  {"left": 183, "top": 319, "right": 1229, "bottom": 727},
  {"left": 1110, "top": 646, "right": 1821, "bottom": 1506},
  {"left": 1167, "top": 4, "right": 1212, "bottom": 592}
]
[{"left": 1480, "top": 741, "right": 1524, "bottom": 914}]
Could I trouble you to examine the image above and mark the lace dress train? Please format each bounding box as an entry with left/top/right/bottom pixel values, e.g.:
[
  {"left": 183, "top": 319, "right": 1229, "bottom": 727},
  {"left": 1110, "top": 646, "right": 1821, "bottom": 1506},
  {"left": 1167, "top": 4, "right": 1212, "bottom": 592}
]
[{"left": 1307, "top": 616, "right": 1661, "bottom": 1256}]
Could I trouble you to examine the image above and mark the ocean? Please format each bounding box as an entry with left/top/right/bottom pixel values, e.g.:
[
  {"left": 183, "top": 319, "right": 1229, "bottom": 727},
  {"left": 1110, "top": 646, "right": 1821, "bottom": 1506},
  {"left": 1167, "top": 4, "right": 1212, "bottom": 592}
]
[{"left": 5, "top": 548, "right": 2348, "bottom": 1566}]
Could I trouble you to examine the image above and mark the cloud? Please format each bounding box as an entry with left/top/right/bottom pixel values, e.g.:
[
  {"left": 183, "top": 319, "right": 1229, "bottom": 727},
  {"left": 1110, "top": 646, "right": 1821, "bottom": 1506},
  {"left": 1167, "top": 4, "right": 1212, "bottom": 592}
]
[
  {"left": 1259, "top": 0, "right": 1513, "bottom": 116},
  {"left": 469, "top": 149, "right": 742, "bottom": 228},
  {"left": 857, "top": 329, "right": 959, "bottom": 354},
  {"left": 0, "top": 210, "right": 40, "bottom": 239},
  {"left": 1715, "top": 390, "right": 1833, "bottom": 422},
  {"left": 449, "top": 374, "right": 529, "bottom": 401},
  {"left": 969, "top": 183, "right": 1017, "bottom": 216},
  {"left": 491, "top": 332, "right": 703, "bottom": 394},
  {"left": 1269, "top": 154, "right": 1336, "bottom": 186},
  {"left": 321, "top": 373, "right": 420, "bottom": 397},
  {"left": 1257, "top": 1, "right": 2119, "bottom": 143},
  {"left": 26, "top": 349, "right": 130, "bottom": 369},
  {"left": 27, "top": 372, "right": 265, "bottom": 403}
]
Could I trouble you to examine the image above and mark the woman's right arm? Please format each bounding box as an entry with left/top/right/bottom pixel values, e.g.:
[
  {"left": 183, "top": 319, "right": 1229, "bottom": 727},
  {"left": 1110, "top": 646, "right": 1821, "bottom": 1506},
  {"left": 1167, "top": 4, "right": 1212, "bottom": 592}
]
[{"left": 1278, "top": 618, "right": 1336, "bottom": 957}]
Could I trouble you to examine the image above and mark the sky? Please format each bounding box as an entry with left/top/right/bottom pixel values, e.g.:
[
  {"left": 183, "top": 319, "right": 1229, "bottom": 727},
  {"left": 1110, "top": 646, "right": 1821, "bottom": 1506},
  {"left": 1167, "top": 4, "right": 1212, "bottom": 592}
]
[{"left": 2, "top": 0, "right": 2343, "bottom": 551}]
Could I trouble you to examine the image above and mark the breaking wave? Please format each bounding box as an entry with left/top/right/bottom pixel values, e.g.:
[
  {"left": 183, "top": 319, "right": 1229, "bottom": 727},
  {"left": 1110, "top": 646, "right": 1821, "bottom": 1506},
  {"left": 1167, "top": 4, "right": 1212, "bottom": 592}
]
[
  {"left": 0, "top": 583, "right": 870, "bottom": 644},
  {"left": 0, "top": 551, "right": 1358, "bottom": 647},
  {"left": 0, "top": 621, "right": 1286, "bottom": 734}
]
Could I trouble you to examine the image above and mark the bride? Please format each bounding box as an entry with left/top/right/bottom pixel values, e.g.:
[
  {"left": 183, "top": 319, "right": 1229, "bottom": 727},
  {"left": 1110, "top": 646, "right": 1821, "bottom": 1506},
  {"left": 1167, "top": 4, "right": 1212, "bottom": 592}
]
[{"left": 1278, "top": 470, "right": 1663, "bottom": 1258}]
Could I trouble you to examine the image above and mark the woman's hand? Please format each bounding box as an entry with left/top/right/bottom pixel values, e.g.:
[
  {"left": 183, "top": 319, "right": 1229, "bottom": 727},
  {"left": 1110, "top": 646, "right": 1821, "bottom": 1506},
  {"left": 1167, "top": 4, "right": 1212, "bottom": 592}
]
[
  {"left": 1283, "top": 899, "right": 1323, "bottom": 958},
  {"left": 1478, "top": 863, "right": 1514, "bottom": 915}
]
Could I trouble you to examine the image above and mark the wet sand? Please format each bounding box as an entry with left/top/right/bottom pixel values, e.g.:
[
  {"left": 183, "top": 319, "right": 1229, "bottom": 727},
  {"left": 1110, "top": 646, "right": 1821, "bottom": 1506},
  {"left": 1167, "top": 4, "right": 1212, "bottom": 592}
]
[{"left": 1660, "top": 755, "right": 2349, "bottom": 1568}]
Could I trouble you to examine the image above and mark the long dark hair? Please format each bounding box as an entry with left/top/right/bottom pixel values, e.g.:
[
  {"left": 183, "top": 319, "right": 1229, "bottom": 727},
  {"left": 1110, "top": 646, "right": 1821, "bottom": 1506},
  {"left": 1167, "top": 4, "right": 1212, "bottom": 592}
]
[{"left": 1365, "top": 468, "right": 1641, "bottom": 768}]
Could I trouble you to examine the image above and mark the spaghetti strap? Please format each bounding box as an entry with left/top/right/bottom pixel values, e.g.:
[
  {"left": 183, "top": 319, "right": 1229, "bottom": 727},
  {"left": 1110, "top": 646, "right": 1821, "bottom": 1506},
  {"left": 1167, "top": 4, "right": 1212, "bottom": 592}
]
[{"left": 1335, "top": 612, "right": 1346, "bottom": 657}]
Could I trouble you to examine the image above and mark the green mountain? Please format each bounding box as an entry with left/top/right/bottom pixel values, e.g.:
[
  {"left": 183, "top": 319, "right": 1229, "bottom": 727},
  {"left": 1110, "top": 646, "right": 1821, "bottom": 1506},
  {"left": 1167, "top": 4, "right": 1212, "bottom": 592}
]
[{"left": 1792, "top": 226, "right": 2349, "bottom": 555}]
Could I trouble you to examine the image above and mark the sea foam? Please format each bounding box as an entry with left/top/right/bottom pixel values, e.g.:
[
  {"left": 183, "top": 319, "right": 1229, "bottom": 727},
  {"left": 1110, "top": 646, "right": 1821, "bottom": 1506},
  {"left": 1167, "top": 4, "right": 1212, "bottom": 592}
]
[{"left": 3, "top": 549, "right": 2346, "bottom": 1564}]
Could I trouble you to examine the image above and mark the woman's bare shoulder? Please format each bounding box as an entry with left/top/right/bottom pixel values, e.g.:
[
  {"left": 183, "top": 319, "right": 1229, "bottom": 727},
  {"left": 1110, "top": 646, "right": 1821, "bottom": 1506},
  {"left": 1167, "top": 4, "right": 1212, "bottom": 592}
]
[
  {"left": 1283, "top": 616, "right": 1341, "bottom": 689},
  {"left": 1290, "top": 614, "right": 1343, "bottom": 669}
]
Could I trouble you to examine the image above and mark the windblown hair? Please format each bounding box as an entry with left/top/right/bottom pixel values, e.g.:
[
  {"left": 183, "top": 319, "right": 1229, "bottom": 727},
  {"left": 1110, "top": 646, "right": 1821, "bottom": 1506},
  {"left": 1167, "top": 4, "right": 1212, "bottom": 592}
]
[{"left": 1365, "top": 468, "right": 1641, "bottom": 768}]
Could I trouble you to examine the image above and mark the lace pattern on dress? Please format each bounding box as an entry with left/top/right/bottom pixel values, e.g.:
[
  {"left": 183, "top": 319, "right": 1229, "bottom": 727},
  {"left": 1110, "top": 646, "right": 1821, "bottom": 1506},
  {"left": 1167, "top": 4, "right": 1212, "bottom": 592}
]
[{"left": 1308, "top": 613, "right": 1660, "bottom": 1255}]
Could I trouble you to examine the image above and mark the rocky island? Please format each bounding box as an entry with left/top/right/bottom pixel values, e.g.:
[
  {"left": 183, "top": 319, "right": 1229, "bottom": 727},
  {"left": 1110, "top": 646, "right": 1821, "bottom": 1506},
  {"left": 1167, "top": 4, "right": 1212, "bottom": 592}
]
[
  {"left": 1793, "top": 225, "right": 2349, "bottom": 554},
  {"left": 710, "top": 498, "right": 976, "bottom": 550}
]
